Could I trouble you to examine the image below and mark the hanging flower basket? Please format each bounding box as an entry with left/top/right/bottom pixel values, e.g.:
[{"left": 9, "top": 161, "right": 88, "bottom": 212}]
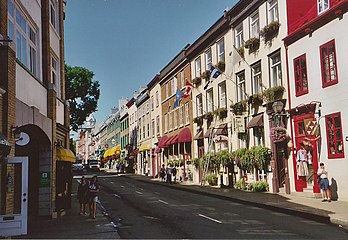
[{"left": 270, "top": 127, "right": 287, "bottom": 143}]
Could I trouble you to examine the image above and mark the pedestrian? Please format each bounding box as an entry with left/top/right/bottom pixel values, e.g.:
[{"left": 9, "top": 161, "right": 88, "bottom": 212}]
[
  {"left": 172, "top": 166, "right": 177, "bottom": 183},
  {"left": 160, "top": 164, "right": 166, "bottom": 182},
  {"left": 88, "top": 176, "right": 100, "bottom": 219},
  {"left": 296, "top": 142, "right": 309, "bottom": 177},
  {"left": 317, "top": 163, "right": 331, "bottom": 202},
  {"left": 166, "top": 165, "right": 172, "bottom": 183},
  {"left": 77, "top": 176, "right": 89, "bottom": 215}
]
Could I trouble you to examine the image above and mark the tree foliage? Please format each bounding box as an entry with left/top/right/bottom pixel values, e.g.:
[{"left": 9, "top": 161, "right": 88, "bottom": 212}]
[{"left": 65, "top": 64, "right": 100, "bottom": 131}]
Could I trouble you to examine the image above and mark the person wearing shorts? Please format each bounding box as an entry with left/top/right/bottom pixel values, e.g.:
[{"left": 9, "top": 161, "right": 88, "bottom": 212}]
[
  {"left": 317, "top": 163, "right": 330, "bottom": 202},
  {"left": 88, "top": 176, "right": 100, "bottom": 219}
]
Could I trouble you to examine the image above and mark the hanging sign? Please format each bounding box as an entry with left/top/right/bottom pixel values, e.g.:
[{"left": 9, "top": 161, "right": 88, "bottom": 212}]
[{"left": 233, "top": 116, "right": 245, "bottom": 133}]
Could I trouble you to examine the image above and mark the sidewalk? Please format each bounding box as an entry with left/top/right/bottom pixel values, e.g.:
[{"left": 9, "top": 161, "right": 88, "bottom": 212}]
[
  {"left": 20, "top": 178, "right": 120, "bottom": 239},
  {"left": 118, "top": 172, "right": 348, "bottom": 229}
]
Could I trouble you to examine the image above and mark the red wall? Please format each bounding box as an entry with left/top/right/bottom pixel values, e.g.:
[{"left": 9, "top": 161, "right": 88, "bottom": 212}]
[{"left": 286, "top": 0, "right": 343, "bottom": 34}]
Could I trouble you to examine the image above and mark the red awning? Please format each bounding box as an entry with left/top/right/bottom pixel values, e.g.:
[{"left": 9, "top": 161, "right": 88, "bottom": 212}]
[
  {"left": 155, "top": 147, "right": 162, "bottom": 153},
  {"left": 178, "top": 127, "right": 192, "bottom": 143},
  {"left": 215, "top": 124, "right": 228, "bottom": 136},
  {"left": 163, "top": 136, "right": 174, "bottom": 147},
  {"left": 168, "top": 135, "right": 179, "bottom": 145},
  {"left": 158, "top": 135, "right": 168, "bottom": 148}
]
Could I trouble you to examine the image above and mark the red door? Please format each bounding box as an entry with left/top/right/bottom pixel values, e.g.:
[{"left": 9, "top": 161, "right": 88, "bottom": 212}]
[{"left": 293, "top": 114, "right": 320, "bottom": 193}]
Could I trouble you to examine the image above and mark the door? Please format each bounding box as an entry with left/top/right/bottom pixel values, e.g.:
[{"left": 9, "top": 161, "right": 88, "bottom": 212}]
[{"left": 0, "top": 157, "right": 28, "bottom": 237}]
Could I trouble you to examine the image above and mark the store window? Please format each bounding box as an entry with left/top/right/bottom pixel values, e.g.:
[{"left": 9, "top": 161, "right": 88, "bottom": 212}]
[
  {"left": 318, "top": 0, "right": 329, "bottom": 14},
  {"left": 326, "top": 112, "right": 344, "bottom": 159},
  {"left": 294, "top": 54, "right": 308, "bottom": 96}
]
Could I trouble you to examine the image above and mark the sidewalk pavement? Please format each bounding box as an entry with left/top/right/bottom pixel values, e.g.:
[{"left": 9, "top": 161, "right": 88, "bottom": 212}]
[
  {"left": 20, "top": 178, "right": 120, "bottom": 239},
  {"left": 116, "top": 171, "right": 348, "bottom": 229}
]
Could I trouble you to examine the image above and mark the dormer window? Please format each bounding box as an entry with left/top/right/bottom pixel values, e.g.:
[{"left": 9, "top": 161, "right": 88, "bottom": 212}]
[{"left": 318, "top": 0, "right": 329, "bottom": 14}]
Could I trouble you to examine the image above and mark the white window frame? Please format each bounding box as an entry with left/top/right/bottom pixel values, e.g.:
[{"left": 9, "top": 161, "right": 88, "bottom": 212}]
[
  {"left": 236, "top": 72, "right": 246, "bottom": 102},
  {"left": 51, "top": 54, "right": 61, "bottom": 98},
  {"left": 252, "top": 63, "right": 262, "bottom": 94},
  {"left": 205, "top": 48, "right": 212, "bottom": 70},
  {"left": 218, "top": 82, "right": 227, "bottom": 108},
  {"left": 151, "top": 96, "right": 154, "bottom": 111},
  {"left": 195, "top": 57, "right": 201, "bottom": 78},
  {"left": 174, "top": 109, "right": 178, "bottom": 129},
  {"left": 164, "top": 113, "right": 168, "bottom": 133},
  {"left": 156, "top": 91, "right": 159, "bottom": 107},
  {"left": 185, "top": 103, "right": 190, "bottom": 125},
  {"left": 250, "top": 12, "right": 259, "bottom": 38},
  {"left": 173, "top": 77, "right": 177, "bottom": 95},
  {"left": 180, "top": 70, "right": 185, "bottom": 88},
  {"left": 169, "top": 111, "right": 172, "bottom": 131},
  {"left": 151, "top": 119, "right": 155, "bottom": 136},
  {"left": 235, "top": 25, "right": 244, "bottom": 48},
  {"left": 268, "top": 0, "right": 279, "bottom": 23},
  {"left": 269, "top": 51, "right": 282, "bottom": 87},
  {"left": 179, "top": 105, "right": 184, "bottom": 127},
  {"left": 196, "top": 94, "right": 203, "bottom": 116},
  {"left": 206, "top": 89, "right": 214, "bottom": 113},
  {"left": 50, "top": 0, "right": 59, "bottom": 31},
  {"left": 156, "top": 115, "right": 160, "bottom": 135},
  {"left": 217, "top": 39, "right": 225, "bottom": 62},
  {"left": 318, "top": 0, "right": 329, "bottom": 14}
]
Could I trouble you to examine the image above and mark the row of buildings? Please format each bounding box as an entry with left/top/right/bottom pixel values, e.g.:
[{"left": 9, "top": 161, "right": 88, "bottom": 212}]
[{"left": 78, "top": 0, "right": 348, "bottom": 202}]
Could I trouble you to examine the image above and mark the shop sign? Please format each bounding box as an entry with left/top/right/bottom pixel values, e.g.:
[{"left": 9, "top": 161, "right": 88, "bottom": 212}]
[
  {"left": 233, "top": 116, "right": 245, "bottom": 133},
  {"left": 214, "top": 135, "right": 229, "bottom": 143},
  {"left": 40, "top": 172, "right": 50, "bottom": 188}
]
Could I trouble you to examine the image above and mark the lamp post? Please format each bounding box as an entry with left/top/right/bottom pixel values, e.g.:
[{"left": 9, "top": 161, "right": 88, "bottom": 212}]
[{"left": 272, "top": 100, "right": 290, "bottom": 194}]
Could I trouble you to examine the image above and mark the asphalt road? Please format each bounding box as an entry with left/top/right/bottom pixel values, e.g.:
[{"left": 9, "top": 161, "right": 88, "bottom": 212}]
[{"left": 94, "top": 173, "right": 348, "bottom": 239}]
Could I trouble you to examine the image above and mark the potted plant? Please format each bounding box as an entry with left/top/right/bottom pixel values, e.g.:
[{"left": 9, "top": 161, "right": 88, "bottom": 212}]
[
  {"left": 237, "top": 47, "right": 245, "bottom": 58},
  {"left": 244, "top": 37, "right": 260, "bottom": 53},
  {"left": 262, "top": 85, "right": 285, "bottom": 103},
  {"left": 206, "top": 174, "right": 218, "bottom": 186},
  {"left": 204, "top": 111, "right": 214, "bottom": 121},
  {"left": 230, "top": 100, "right": 247, "bottom": 115},
  {"left": 214, "top": 108, "right": 228, "bottom": 120},
  {"left": 193, "top": 116, "right": 204, "bottom": 126},
  {"left": 201, "top": 70, "right": 211, "bottom": 81},
  {"left": 270, "top": 126, "right": 287, "bottom": 143},
  {"left": 192, "top": 77, "right": 202, "bottom": 86},
  {"left": 260, "top": 21, "right": 280, "bottom": 42},
  {"left": 215, "top": 61, "right": 225, "bottom": 72},
  {"left": 249, "top": 93, "right": 263, "bottom": 106}
]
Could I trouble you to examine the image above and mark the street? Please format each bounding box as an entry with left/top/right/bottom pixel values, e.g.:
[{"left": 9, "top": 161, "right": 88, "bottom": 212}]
[{"left": 90, "top": 173, "right": 348, "bottom": 239}]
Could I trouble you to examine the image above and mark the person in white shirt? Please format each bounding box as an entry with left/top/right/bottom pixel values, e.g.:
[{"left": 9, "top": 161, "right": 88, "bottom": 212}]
[
  {"left": 297, "top": 142, "right": 309, "bottom": 176},
  {"left": 317, "top": 163, "right": 331, "bottom": 202}
]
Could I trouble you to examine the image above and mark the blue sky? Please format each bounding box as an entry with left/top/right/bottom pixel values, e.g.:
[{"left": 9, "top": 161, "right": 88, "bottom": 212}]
[{"left": 65, "top": 0, "right": 238, "bottom": 122}]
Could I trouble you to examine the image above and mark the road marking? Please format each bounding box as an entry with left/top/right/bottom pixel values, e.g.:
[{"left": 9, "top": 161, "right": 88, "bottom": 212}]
[
  {"left": 154, "top": 192, "right": 160, "bottom": 195},
  {"left": 113, "top": 194, "right": 121, "bottom": 198},
  {"left": 143, "top": 216, "right": 160, "bottom": 220},
  {"left": 198, "top": 214, "right": 222, "bottom": 224},
  {"left": 110, "top": 181, "right": 114, "bottom": 184},
  {"left": 158, "top": 199, "right": 169, "bottom": 205},
  {"left": 136, "top": 191, "right": 143, "bottom": 195},
  {"left": 120, "top": 185, "right": 125, "bottom": 188}
]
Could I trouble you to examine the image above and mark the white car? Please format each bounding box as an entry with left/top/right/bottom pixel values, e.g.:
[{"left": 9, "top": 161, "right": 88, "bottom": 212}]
[
  {"left": 72, "top": 162, "right": 84, "bottom": 172},
  {"left": 88, "top": 161, "right": 100, "bottom": 171}
]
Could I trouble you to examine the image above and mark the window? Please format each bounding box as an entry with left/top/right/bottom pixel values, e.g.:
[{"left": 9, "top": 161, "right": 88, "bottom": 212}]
[
  {"left": 156, "top": 91, "right": 159, "bottom": 107},
  {"left": 326, "top": 112, "right": 344, "bottom": 158},
  {"left": 50, "top": 0, "right": 59, "bottom": 30},
  {"left": 236, "top": 72, "right": 246, "bottom": 102},
  {"left": 156, "top": 116, "right": 160, "bottom": 135},
  {"left": 268, "top": 0, "right": 279, "bottom": 23},
  {"left": 152, "top": 119, "right": 155, "bottom": 136},
  {"left": 320, "top": 40, "right": 338, "bottom": 87},
  {"left": 179, "top": 105, "right": 184, "bottom": 126},
  {"left": 185, "top": 103, "right": 190, "bottom": 124},
  {"left": 205, "top": 48, "right": 212, "bottom": 70},
  {"left": 294, "top": 54, "right": 308, "bottom": 96},
  {"left": 254, "top": 127, "right": 265, "bottom": 146},
  {"left": 51, "top": 55, "right": 61, "bottom": 97},
  {"left": 217, "top": 39, "right": 225, "bottom": 62},
  {"left": 174, "top": 109, "right": 178, "bottom": 129},
  {"left": 269, "top": 51, "right": 282, "bottom": 87},
  {"left": 250, "top": 12, "right": 259, "bottom": 38},
  {"left": 194, "top": 57, "right": 201, "bottom": 78},
  {"left": 164, "top": 114, "right": 168, "bottom": 132},
  {"left": 180, "top": 70, "right": 185, "bottom": 88},
  {"left": 165, "top": 83, "right": 169, "bottom": 99},
  {"left": 147, "top": 123, "right": 150, "bottom": 137},
  {"left": 318, "top": 0, "right": 329, "bottom": 14},
  {"left": 218, "top": 82, "right": 227, "bottom": 108},
  {"left": 235, "top": 25, "right": 244, "bottom": 48},
  {"left": 169, "top": 111, "right": 172, "bottom": 130},
  {"left": 151, "top": 96, "right": 154, "bottom": 110},
  {"left": 8, "top": 2, "right": 39, "bottom": 77},
  {"left": 206, "top": 89, "right": 214, "bottom": 112},
  {"left": 196, "top": 94, "right": 203, "bottom": 116},
  {"left": 252, "top": 63, "right": 262, "bottom": 94},
  {"left": 172, "top": 77, "right": 177, "bottom": 95}
]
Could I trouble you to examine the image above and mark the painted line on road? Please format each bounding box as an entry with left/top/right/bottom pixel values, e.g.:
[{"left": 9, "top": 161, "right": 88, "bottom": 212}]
[
  {"left": 198, "top": 214, "right": 223, "bottom": 224},
  {"left": 113, "top": 194, "right": 121, "bottom": 198},
  {"left": 110, "top": 181, "right": 114, "bottom": 184},
  {"left": 154, "top": 192, "right": 160, "bottom": 195},
  {"left": 120, "top": 185, "right": 125, "bottom": 188},
  {"left": 136, "top": 191, "right": 143, "bottom": 195},
  {"left": 158, "top": 199, "right": 169, "bottom": 205}
]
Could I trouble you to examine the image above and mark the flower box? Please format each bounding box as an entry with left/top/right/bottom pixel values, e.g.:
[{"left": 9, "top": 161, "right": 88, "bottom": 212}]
[
  {"left": 244, "top": 37, "right": 260, "bottom": 53},
  {"left": 231, "top": 100, "right": 247, "bottom": 115},
  {"left": 260, "top": 21, "right": 280, "bottom": 42},
  {"left": 214, "top": 108, "right": 228, "bottom": 120},
  {"left": 215, "top": 61, "right": 225, "bottom": 72}
]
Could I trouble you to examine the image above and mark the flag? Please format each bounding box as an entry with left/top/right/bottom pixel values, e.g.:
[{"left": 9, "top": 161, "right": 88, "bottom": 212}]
[
  {"left": 182, "top": 81, "right": 193, "bottom": 98},
  {"left": 232, "top": 45, "right": 243, "bottom": 65},
  {"left": 174, "top": 88, "right": 184, "bottom": 108},
  {"left": 204, "top": 65, "right": 221, "bottom": 90}
]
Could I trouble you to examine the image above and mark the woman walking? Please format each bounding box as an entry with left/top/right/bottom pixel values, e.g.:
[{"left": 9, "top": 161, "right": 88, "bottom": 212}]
[
  {"left": 88, "top": 176, "right": 100, "bottom": 219},
  {"left": 77, "top": 176, "right": 89, "bottom": 215}
]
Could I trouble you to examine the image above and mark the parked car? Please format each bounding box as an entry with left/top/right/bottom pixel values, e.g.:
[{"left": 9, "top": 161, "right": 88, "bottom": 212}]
[
  {"left": 72, "top": 161, "right": 84, "bottom": 172},
  {"left": 88, "top": 160, "right": 100, "bottom": 171}
]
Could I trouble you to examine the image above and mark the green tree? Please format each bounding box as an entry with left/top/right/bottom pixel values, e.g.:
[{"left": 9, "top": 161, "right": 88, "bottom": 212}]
[{"left": 65, "top": 64, "right": 100, "bottom": 131}]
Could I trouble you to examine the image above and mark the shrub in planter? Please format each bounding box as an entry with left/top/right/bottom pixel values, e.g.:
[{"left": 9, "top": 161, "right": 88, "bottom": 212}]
[
  {"left": 244, "top": 37, "right": 260, "bottom": 53},
  {"left": 206, "top": 174, "right": 218, "bottom": 186},
  {"left": 193, "top": 116, "right": 203, "bottom": 126},
  {"left": 204, "top": 111, "right": 214, "bottom": 121},
  {"left": 249, "top": 93, "right": 263, "bottom": 106},
  {"left": 262, "top": 85, "right": 285, "bottom": 103},
  {"left": 253, "top": 181, "right": 269, "bottom": 192},
  {"left": 201, "top": 70, "right": 211, "bottom": 81},
  {"left": 215, "top": 61, "right": 225, "bottom": 72},
  {"left": 192, "top": 77, "right": 202, "bottom": 86},
  {"left": 214, "top": 108, "right": 228, "bottom": 120},
  {"left": 234, "top": 178, "right": 245, "bottom": 190},
  {"left": 231, "top": 100, "right": 247, "bottom": 115},
  {"left": 260, "top": 21, "right": 280, "bottom": 42}
]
